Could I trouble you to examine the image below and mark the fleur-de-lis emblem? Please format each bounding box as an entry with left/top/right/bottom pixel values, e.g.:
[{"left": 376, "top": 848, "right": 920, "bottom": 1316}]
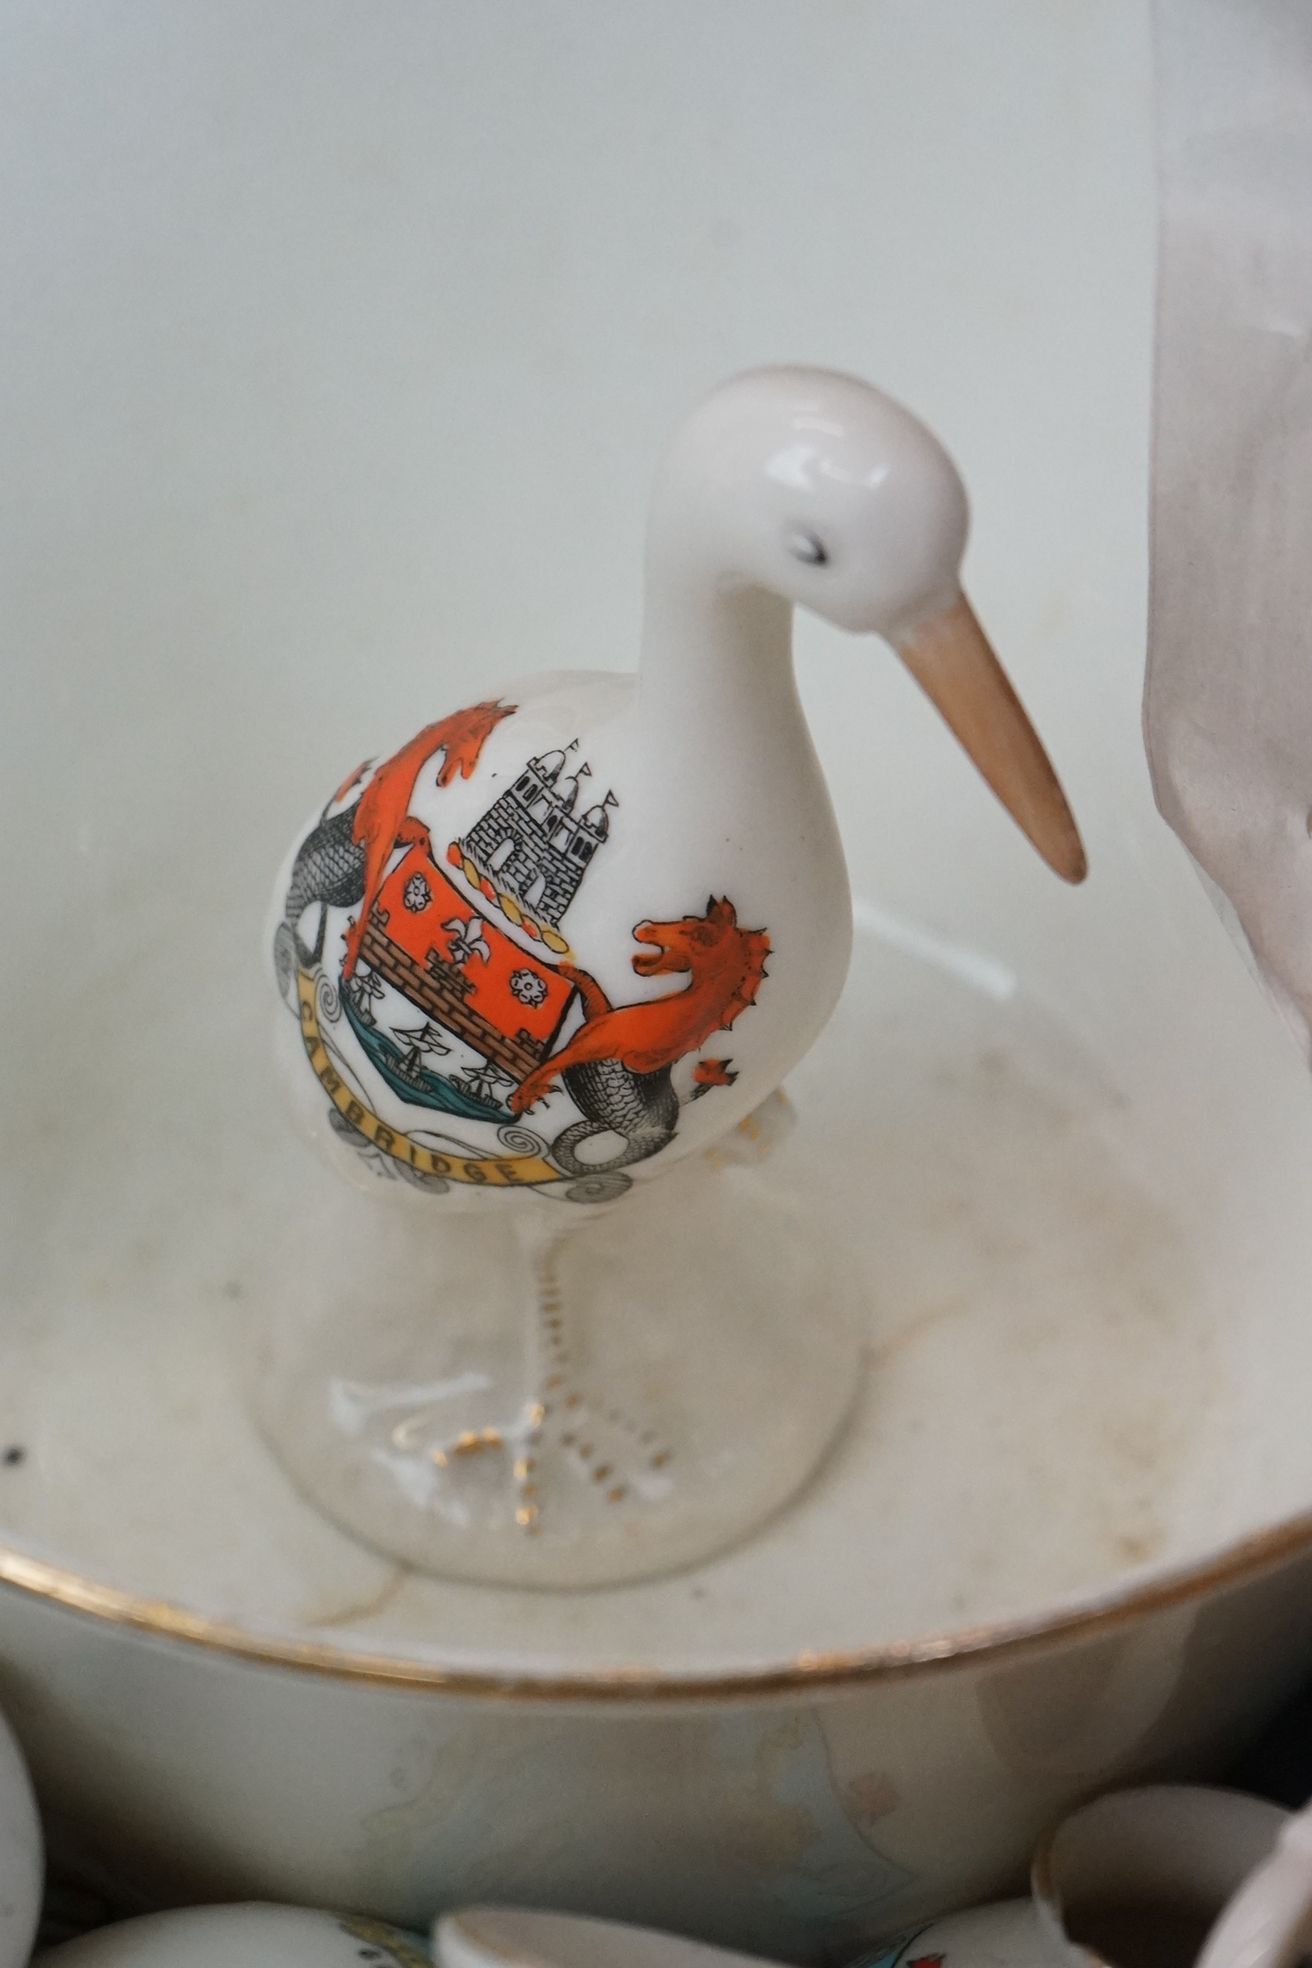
[{"left": 444, "top": 916, "right": 490, "bottom": 967}]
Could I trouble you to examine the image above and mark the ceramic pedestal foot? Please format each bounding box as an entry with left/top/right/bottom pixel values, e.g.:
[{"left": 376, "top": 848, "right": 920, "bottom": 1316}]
[{"left": 251, "top": 1155, "right": 862, "bottom": 1589}]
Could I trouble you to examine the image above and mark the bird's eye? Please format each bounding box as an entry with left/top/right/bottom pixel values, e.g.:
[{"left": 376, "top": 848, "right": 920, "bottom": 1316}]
[{"left": 787, "top": 531, "right": 829, "bottom": 567}]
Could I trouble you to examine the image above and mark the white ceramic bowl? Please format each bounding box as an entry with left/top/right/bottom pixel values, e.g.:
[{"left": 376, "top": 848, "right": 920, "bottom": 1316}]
[
  {"left": 34, "top": 1908, "right": 428, "bottom": 1968},
  {"left": 437, "top": 1908, "right": 768, "bottom": 1968},
  {"left": 0, "top": 1707, "right": 40, "bottom": 1968},
  {"left": 6, "top": 1, "right": 1312, "bottom": 1958},
  {"left": 432, "top": 1795, "right": 1299, "bottom": 1968}
]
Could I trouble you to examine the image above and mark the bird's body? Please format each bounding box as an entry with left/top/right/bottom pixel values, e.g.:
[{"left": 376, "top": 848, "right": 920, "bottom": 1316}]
[
  {"left": 272, "top": 368, "right": 1081, "bottom": 1209},
  {"left": 273, "top": 660, "right": 848, "bottom": 1198}
]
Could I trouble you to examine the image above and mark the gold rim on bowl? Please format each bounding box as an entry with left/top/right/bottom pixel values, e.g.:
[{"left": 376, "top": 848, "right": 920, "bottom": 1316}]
[{"left": 3, "top": 1502, "right": 1312, "bottom": 1702}]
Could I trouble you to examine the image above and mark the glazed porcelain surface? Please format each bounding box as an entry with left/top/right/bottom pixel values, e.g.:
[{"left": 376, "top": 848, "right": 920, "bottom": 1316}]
[
  {"left": 269, "top": 371, "right": 1077, "bottom": 1208},
  {"left": 436, "top": 1792, "right": 1304, "bottom": 1968},
  {"left": 0, "top": 1707, "right": 40, "bottom": 1968},
  {"left": 261, "top": 367, "right": 1079, "bottom": 1588},
  {"left": 8, "top": 0, "right": 1312, "bottom": 1953},
  {"left": 437, "top": 1908, "right": 772, "bottom": 1968},
  {"left": 439, "top": 1904, "right": 1039, "bottom": 1968},
  {"left": 34, "top": 1907, "right": 428, "bottom": 1968},
  {"left": 1032, "top": 1786, "right": 1287, "bottom": 1968},
  {"left": 849, "top": 1786, "right": 1288, "bottom": 1968},
  {"left": 1194, "top": 1795, "right": 1312, "bottom": 1968}
]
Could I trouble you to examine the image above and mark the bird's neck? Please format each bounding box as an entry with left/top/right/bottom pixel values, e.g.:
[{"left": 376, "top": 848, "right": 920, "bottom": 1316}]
[
  {"left": 616, "top": 530, "right": 851, "bottom": 1046},
  {"left": 635, "top": 576, "right": 811, "bottom": 787},
  {"left": 624, "top": 518, "right": 843, "bottom": 938}
]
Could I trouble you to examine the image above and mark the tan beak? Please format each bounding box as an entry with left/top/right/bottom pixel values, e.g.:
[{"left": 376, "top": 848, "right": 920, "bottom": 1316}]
[{"left": 894, "top": 594, "right": 1087, "bottom": 884}]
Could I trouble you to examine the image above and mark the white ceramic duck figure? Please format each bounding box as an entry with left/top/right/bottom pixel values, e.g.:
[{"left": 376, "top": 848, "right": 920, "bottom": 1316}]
[{"left": 265, "top": 366, "right": 1084, "bottom": 1588}]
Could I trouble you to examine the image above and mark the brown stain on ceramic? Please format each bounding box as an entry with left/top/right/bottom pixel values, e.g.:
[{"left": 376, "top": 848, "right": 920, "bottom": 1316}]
[{"left": 302, "top": 1565, "right": 409, "bottom": 1633}]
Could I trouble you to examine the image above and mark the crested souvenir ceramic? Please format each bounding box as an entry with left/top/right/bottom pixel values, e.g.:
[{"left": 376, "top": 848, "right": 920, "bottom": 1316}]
[
  {"left": 34, "top": 1906, "right": 429, "bottom": 1967},
  {"left": 271, "top": 367, "right": 1083, "bottom": 1202},
  {"left": 263, "top": 366, "right": 1083, "bottom": 1586},
  {"left": 854, "top": 1787, "right": 1289, "bottom": 1968},
  {"left": 19, "top": 2, "right": 1312, "bottom": 1941},
  {"left": 437, "top": 1907, "right": 764, "bottom": 1968},
  {"left": 435, "top": 1788, "right": 1296, "bottom": 1968},
  {"left": 1193, "top": 1792, "right": 1312, "bottom": 1968},
  {"left": 0, "top": 1703, "right": 41, "bottom": 1968}
]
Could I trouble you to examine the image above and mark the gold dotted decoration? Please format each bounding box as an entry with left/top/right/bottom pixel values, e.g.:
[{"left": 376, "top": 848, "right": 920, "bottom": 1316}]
[{"left": 525, "top": 1244, "right": 673, "bottom": 1524}]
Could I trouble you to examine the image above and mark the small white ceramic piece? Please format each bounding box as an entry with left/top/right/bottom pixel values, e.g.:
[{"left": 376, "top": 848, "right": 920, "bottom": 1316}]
[
  {"left": 1193, "top": 1794, "right": 1312, "bottom": 1968},
  {"left": 1034, "top": 1784, "right": 1288, "bottom": 1968},
  {"left": 34, "top": 1905, "right": 429, "bottom": 1967},
  {"left": 263, "top": 365, "right": 1083, "bottom": 1587},
  {"left": 436, "top": 1788, "right": 1294, "bottom": 1968},
  {"left": 436, "top": 1907, "right": 771, "bottom": 1968},
  {"left": 855, "top": 1784, "right": 1287, "bottom": 1968},
  {"left": 0, "top": 1704, "right": 42, "bottom": 1968}
]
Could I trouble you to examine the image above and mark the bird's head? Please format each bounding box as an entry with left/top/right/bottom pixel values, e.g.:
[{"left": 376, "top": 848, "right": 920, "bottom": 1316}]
[{"left": 649, "top": 366, "right": 1085, "bottom": 884}]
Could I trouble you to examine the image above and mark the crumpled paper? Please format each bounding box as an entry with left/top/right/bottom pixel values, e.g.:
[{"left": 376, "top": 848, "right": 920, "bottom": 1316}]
[{"left": 1147, "top": 0, "right": 1312, "bottom": 1055}]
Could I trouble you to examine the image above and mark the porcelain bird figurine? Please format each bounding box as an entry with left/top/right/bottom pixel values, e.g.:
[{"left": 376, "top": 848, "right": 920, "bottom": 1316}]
[
  {"left": 273, "top": 366, "right": 1082, "bottom": 1202},
  {"left": 265, "top": 366, "right": 1084, "bottom": 1587}
]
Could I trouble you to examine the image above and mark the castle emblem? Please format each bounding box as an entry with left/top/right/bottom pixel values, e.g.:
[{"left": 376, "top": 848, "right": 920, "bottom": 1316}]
[{"left": 450, "top": 741, "right": 618, "bottom": 952}]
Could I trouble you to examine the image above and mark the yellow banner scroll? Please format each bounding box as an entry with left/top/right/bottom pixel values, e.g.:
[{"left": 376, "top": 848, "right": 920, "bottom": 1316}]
[{"left": 298, "top": 970, "right": 563, "bottom": 1186}]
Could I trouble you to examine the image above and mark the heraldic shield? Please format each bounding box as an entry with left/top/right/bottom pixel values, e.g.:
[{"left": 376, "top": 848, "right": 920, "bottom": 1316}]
[{"left": 274, "top": 699, "right": 770, "bottom": 1201}]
